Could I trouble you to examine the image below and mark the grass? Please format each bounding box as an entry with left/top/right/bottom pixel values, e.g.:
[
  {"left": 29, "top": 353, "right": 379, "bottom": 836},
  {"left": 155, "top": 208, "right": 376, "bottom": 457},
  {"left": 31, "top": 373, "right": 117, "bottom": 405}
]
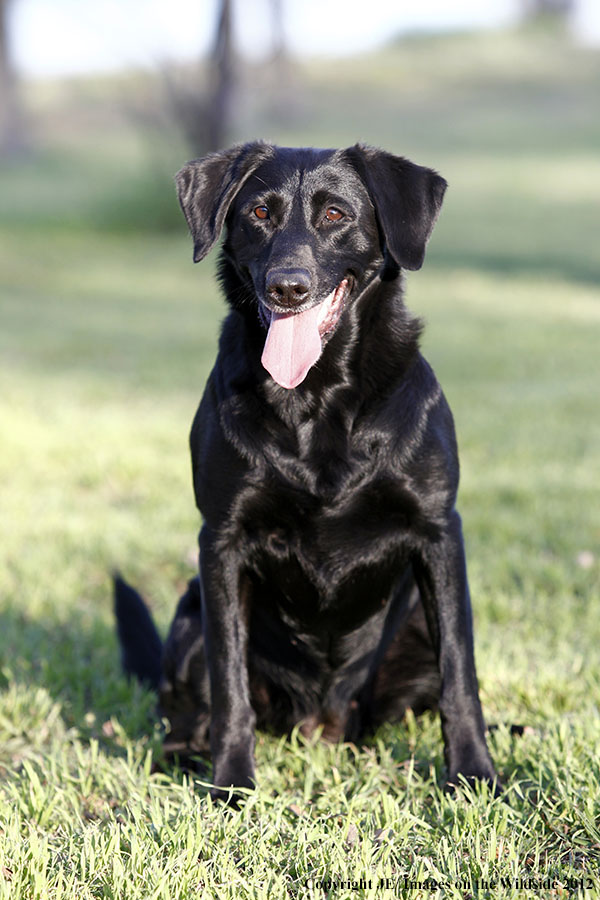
[{"left": 1, "top": 25, "right": 599, "bottom": 899}]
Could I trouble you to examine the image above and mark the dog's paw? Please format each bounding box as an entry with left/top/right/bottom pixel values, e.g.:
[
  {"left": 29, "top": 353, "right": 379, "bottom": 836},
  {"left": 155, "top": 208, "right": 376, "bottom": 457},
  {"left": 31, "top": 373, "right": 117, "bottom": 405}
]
[
  {"left": 209, "top": 784, "right": 253, "bottom": 809},
  {"left": 445, "top": 768, "right": 503, "bottom": 799},
  {"left": 210, "top": 763, "right": 255, "bottom": 809}
]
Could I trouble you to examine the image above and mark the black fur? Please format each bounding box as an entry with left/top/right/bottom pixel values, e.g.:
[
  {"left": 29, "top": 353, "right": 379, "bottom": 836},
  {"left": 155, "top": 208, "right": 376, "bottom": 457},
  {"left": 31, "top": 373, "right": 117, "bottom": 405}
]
[
  {"left": 115, "top": 142, "right": 497, "bottom": 803},
  {"left": 113, "top": 573, "right": 162, "bottom": 690}
]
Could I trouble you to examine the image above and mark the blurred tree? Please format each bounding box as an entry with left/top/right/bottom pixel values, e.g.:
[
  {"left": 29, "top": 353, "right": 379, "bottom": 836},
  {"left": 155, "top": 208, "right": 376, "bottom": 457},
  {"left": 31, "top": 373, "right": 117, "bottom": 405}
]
[
  {"left": 206, "top": 0, "right": 234, "bottom": 151},
  {"left": 266, "top": 0, "right": 299, "bottom": 125},
  {"left": 164, "top": 0, "right": 298, "bottom": 155},
  {"left": 521, "top": 0, "right": 576, "bottom": 20},
  {"left": 270, "top": 0, "right": 285, "bottom": 63},
  {"left": 167, "top": 0, "right": 235, "bottom": 154},
  {"left": 0, "top": 0, "right": 27, "bottom": 156}
]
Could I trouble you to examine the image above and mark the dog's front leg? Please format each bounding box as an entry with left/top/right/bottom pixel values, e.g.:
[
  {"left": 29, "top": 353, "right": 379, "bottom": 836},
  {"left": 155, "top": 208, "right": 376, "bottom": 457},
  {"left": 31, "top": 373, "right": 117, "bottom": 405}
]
[
  {"left": 199, "top": 527, "right": 256, "bottom": 805},
  {"left": 413, "top": 511, "right": 497, "bottom": 790}
]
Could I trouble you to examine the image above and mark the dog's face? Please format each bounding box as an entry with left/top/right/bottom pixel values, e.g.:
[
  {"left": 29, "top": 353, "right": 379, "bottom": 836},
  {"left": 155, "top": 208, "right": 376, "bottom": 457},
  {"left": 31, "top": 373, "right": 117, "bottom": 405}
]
[
  {"left": 227, "top": 149, "right": 378, "bottom": 328},
  {"left": 225, "top": 148, "right": 383, "bottom": 387},
  {"left": 176, "top": 143, "right": 446, "bottom": 388}
]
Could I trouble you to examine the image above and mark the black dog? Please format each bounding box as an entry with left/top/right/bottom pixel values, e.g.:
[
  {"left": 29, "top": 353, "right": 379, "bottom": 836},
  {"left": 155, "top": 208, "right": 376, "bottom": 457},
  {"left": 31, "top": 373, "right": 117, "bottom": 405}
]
[{"left": 115, "top": 142, "right": 497, "bottom": 803}]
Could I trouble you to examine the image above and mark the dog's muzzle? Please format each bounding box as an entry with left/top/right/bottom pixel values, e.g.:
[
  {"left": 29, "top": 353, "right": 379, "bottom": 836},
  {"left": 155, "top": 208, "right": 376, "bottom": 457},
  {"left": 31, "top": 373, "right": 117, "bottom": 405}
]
[{"left": 260, "top": 278, "right": 351, "bottom": 389}]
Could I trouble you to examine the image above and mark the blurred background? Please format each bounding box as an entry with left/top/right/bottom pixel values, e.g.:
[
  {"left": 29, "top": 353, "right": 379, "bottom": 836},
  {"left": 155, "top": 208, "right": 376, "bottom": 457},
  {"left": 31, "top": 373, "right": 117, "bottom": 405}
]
[
  {"left": 2, "top": 0, "right": 600, "bottom": 248},
  {"left": 0, "top": 0, "right": 599, "bottom": 725}
]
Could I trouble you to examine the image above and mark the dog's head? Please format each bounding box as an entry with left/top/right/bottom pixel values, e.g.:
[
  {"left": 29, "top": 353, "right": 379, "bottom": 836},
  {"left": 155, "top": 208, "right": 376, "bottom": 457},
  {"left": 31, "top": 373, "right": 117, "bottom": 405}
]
[{"left": 176, "top": 142, "right": 446, "bottom": 389}]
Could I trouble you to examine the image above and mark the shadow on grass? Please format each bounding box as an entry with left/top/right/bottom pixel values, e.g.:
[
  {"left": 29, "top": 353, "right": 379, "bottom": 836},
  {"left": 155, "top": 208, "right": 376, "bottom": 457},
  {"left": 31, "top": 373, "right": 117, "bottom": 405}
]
[{"left": 0, "top": 603, "right": 160, "bottom": 756}]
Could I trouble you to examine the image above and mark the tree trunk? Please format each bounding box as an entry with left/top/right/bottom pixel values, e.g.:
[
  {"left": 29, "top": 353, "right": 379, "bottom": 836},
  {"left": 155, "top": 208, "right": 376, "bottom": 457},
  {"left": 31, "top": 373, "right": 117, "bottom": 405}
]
[
  {"left": 206, "top": 0, "right": 234, "bottom": 152},
  {"left": 0, "top": 0, "right": 26, "bottom": 156},
  {"left": 521, "top": 0, "right": 575, "bottom": 19}
]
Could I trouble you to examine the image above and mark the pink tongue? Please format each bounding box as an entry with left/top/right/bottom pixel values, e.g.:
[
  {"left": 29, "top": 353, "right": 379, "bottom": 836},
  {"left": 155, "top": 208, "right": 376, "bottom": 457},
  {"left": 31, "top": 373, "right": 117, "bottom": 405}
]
[{"left": 261, "top": 303, "right": 323, "bottom": 389}]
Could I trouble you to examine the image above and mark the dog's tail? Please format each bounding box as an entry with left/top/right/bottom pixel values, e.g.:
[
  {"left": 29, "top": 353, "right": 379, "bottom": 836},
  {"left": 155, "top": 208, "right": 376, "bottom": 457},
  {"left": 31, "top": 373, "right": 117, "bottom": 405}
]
[{"left": 113, "top": 573, "right": 163, "bottom": 691}]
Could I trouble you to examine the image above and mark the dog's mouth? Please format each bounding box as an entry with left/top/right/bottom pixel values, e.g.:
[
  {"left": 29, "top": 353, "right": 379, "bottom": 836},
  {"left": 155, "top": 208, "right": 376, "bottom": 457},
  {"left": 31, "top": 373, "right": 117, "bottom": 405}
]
[{"left": 260, "top": 278, "right": 351, "bottom": 390}]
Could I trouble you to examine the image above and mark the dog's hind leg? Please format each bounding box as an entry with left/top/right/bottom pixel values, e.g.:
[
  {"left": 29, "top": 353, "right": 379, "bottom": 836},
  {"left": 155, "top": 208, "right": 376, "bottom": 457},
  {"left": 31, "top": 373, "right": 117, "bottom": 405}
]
[
  {"left": 368, "top": 600, "right": 440, "bottom": 730},
  {"left": 159, "top": 576, "right": 211, "bottom": 763},
  {"left": 341, "top": 576, "right": 440, "bottom": 742},
  {"left": 114, "top": 574, "right": 211, "bottom": 765},
  {"left": 368, "top": 597, "right": 441, "bottom": 731}
]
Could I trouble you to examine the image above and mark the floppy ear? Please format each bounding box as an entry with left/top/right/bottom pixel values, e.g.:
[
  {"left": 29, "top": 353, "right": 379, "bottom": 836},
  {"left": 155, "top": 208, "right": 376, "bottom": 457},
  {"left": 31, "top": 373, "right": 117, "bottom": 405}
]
[
  {"left": 346, "top": 143, "right": 447, "bottom": 270},
  {"left": 175, "top": 141, "right": 273, "bottom": 262}
]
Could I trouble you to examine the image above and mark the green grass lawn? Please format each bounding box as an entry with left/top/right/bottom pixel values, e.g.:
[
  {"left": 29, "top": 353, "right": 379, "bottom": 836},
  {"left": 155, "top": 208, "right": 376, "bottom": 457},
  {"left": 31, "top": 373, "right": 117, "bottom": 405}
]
[{"left": 1, "top": 26, "right": 599, "bottom": 900}]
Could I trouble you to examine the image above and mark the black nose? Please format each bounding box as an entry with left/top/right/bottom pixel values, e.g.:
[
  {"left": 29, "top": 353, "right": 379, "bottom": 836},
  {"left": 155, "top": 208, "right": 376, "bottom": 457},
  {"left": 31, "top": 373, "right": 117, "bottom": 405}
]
[{"left": 265, "top": 269, "right": 311, "bottom": 307}]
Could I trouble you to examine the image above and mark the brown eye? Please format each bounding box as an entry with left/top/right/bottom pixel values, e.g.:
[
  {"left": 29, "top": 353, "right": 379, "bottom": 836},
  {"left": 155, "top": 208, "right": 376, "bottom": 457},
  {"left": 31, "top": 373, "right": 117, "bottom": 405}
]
[
  {"left": 254, "top": 206, "right": 269, "bottom": 220},
  {"left": 325, "top": 207, "right": 343, "bottom": 222}
]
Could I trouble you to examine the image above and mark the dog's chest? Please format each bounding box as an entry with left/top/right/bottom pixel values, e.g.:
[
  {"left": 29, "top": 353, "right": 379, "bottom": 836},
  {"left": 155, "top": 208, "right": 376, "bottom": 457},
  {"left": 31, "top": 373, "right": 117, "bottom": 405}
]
[
  {"left": 205, "top": 389, "right": 446, "bottom": 613},
  {"left": 235, "top": 457, "right": 430, "bottom": 617}
]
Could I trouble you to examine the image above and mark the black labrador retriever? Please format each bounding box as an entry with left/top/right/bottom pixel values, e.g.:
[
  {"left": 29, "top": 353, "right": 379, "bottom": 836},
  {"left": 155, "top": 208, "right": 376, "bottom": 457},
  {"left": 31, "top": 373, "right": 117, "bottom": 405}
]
[{"left": 115, "top": 141, "right": 498, "bottom": 803}]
